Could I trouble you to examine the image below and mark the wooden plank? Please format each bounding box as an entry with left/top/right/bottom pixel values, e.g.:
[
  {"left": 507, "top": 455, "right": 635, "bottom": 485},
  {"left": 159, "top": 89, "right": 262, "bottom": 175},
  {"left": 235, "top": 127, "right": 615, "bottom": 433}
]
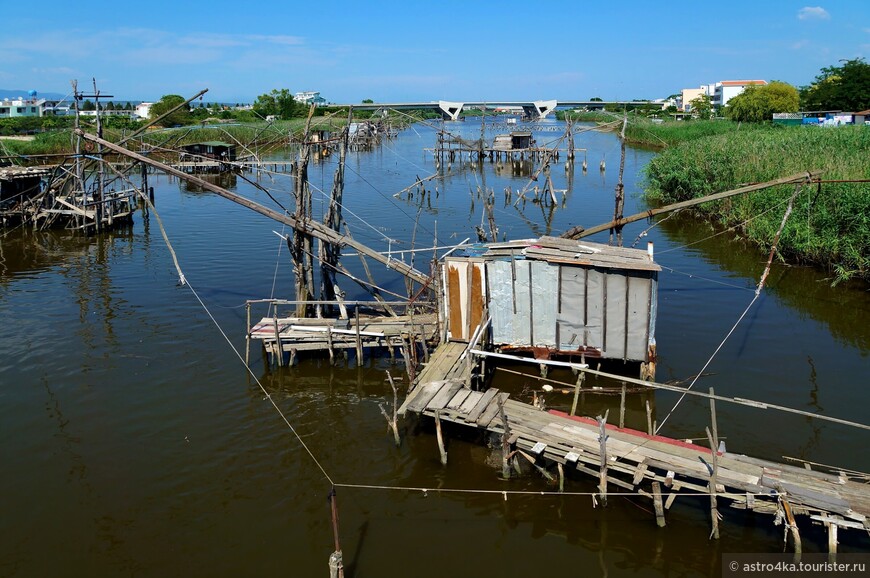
[
  {"left": 446, "top": 389, "right": 472, "bottom": 410},
  {"left": 426, "top": 380, "right": 466, "bottom": 411},
  {"left": 477, "top": 392, "right": 510, "bottom": 427},
  {"left": 458, "top": 391, "right": 484, "bottom": 414},
  {"left": 465, "top": 388, "right": 500, "bottom": 422},
  {"left": 401, "top": 381, "right": 448, "bottom": 415}
]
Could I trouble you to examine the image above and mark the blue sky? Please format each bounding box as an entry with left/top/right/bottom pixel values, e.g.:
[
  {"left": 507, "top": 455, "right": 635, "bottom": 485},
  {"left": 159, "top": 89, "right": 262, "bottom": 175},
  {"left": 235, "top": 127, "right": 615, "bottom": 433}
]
[{"left": 1, "top": 1, "right": 867, "bottom": 103}]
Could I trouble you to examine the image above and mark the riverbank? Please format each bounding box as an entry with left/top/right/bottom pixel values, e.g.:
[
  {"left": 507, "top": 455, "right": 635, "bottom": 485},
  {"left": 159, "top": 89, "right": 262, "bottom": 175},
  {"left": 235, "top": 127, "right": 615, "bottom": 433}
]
[{"left": 644, "top": 125, "right": 870, "bottom": 284}]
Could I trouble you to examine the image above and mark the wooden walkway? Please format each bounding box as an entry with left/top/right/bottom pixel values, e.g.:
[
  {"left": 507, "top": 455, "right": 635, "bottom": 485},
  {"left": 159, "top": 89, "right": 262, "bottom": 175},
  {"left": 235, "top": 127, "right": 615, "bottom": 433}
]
[
  {"left": 399, "top": 348, "right": 870, "bottom": 548},
  {"left": 250, "top": 313, "right": 438, "bottom": 365}
]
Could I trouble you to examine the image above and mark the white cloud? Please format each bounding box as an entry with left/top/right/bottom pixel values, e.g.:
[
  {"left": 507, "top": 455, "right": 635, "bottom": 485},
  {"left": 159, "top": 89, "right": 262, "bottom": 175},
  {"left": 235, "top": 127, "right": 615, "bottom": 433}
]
[
  {"left": 797, "top": 7, "right": 830, "bottom": 21},
  {"left": 791, "top": 40, "right": 810, "bottom": 50}
]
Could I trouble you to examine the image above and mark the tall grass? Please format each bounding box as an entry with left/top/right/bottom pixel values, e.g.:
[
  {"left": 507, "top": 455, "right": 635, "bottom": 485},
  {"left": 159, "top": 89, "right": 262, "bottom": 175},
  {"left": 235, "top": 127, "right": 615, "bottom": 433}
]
[
  {"left": 645, "top": 125, "right": 870, "bottom": 283},
  {"left": 624, "top": 118, "right": 769, "bottom": 148}
]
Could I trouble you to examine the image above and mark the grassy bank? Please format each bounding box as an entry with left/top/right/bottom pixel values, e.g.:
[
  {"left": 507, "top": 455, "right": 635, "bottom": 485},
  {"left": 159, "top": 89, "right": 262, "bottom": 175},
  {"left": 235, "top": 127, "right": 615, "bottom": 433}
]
[
  {"left": 624, "top": 118, "right": 769, "bottom": 148},
  {"left": 0, "top": 115, "right": 395, "bottom": 159},
  {"left": 644, "top": 125, "right": 870, "bottom": 284}
]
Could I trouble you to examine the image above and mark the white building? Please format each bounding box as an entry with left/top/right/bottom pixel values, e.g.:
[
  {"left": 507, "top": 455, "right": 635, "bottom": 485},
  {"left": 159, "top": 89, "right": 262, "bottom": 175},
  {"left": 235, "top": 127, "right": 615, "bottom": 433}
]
[
  {"left": 135, "top": 102, "right": 153, "bottom": 119},
  {"left": 714, "top": 80, "right": 767, "bottom": 108},
  {"left": 294, "top": 91, "right": 327, "bottom": 107}
]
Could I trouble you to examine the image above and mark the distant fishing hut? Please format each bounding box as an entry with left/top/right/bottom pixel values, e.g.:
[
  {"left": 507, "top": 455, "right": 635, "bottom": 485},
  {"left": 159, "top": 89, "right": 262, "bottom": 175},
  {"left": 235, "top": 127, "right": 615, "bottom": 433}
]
[
  {"left": 440, "top": 236, "right": 659, "bottom": 379},
  {"left": 1, "top": 166, "right": 49, "bottom": 224},
  {"left": 178, "top": 141, "right": 237, "bottom": 173}
]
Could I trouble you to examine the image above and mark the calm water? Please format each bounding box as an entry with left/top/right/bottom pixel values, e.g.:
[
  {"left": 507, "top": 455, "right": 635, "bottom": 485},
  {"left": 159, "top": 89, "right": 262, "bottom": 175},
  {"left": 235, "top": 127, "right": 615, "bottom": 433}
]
[{"left": 1, "top": 120, "right": 868, "bottom": 577}]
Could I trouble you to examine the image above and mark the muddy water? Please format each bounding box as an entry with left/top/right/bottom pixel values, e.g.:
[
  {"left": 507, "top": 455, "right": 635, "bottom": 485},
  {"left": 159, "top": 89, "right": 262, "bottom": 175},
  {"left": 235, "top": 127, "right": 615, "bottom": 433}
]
[{"left": 1, "top": 120, "right": 868, "bottom": 577}]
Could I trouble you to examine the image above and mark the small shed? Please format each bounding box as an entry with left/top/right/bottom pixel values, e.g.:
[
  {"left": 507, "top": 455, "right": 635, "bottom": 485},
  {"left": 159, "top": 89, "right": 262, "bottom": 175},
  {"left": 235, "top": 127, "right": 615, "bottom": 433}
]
[
  {"left": 1, "top": 166, "right": 49, "bottom": 210},
  {"left": 441, "top": 236, "right": 660, "bottom": 376},
  {"left": 180, "top": 141, "right": 236, "bottom": 162},
  {"left": 510, "top": 131, "right": 533, "bottom": 149}
]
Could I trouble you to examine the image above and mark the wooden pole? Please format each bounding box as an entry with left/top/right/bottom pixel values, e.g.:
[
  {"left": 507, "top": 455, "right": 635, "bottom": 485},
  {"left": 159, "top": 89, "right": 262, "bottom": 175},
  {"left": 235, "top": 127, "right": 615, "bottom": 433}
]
[
  {"left": 610, "top": 113, "right": 628, "bottom": 246},
  {"left": 354, "top": 307, "right": 363, "bottom": 366},
  {"left": 652, "top": 481, "right": 666, "bottom": 527},
  {"left": 245, "top": 302, "right": 251, "bottom": 367},
  {"left": 273, "top": 316, "right": 284, "bottom": 367},
  {"left": 435, "top": 410, "right": 447, "bottom": 465},
  {"left": 570, "top": 371, "right": 584, "bottom": 416},
  {"left": 646, "top": 399, "right": 653, "bottom": 436},
  {"left": 328, "top": 488, "right": 344, "bottom": 578},
  {"left": 597, "top": 411, "right": 609, "bottom": 506},
  {"left": 706, "top": 426, "right": 720, "bottom": 540},
  {"left": 619, "top": 383, "right": 627, "bottom": 429},
  {"left": 561, "top": 171, "right": 821, "bottom": 240},
  {"left": 499, "top": 397, "right": 512, "bottom": 479}
]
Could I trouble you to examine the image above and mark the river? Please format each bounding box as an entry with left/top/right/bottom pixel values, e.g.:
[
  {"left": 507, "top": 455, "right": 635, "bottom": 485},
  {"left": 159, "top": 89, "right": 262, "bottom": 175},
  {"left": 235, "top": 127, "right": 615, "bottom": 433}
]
[{"left": 1, "top": 119, "right": 868, "bottom": 577}]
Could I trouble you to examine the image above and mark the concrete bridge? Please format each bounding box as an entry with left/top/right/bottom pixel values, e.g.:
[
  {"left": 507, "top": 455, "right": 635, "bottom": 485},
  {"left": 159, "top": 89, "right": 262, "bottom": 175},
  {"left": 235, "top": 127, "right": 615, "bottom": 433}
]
[{"left": 331, "top": 99, "right": 660, "bottom": 120}]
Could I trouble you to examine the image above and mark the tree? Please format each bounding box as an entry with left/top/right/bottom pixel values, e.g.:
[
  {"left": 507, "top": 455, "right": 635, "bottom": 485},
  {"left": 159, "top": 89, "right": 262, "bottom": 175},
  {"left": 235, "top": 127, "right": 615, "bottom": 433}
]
[
  {"left": 361, "top": 98, "right": 374, "bottom": 103},
  {"left": 252, "top": 88, "right": 300, "bottom": 119},
  {"left": 149, "top": 94, "right": 190, "bottom": 127},
  {"left": 80, "top": 99, "right": 95, "bottom": 111},
  {"left": 689, "top": 94, "right": 713, "bottom": 119},
  {"left": 800, "top": 58, "right": 870, "bottom": 111},
  {"left": 725, "top": 81, "right": 799, "bottom": 123}
]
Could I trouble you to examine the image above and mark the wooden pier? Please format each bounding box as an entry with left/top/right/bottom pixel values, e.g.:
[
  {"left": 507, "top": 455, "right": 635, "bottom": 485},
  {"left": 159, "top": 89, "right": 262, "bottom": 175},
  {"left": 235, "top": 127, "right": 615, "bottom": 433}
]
[
  {"left": 248, "top": 305, "right": 438, "bottom": 367},
  {"left": 398, "top": 345, "right": 870, "bottom": 550}
]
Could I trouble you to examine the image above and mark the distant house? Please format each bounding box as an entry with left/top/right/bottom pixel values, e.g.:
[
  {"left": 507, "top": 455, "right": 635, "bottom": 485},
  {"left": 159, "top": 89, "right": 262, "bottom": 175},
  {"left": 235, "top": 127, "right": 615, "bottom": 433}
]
[
  {"left": 0, "top": 97, "right": 46, "bottom": 118},
  {"left": 714, "top": 80, "right": 767, "bottom": 108},
  {"left": 679, "top": 85, "right": 715, "bottom": 112},
  {"left": 135, "top": 102, "right": 153, "bottom": 120},
  {"left": 294, "top": 91, "right": 327, "bottom": 107}
]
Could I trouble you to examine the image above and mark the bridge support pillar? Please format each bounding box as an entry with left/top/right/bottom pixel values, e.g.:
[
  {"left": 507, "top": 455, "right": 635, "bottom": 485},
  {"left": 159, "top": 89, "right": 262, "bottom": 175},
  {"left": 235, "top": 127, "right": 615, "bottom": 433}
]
[{"left": 438, "top": 100, "right": 464, "bottom": 121}]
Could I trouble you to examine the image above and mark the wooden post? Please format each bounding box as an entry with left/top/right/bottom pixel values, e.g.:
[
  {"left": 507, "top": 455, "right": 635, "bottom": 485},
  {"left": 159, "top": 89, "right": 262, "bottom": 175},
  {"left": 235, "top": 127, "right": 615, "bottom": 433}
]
[
  {"left": 571, "top": 371, "right": 584, "bottom": 416},
  {"left": 245, "top": 302, "right": 251, "bottom": 367},
  {"left": 328, "top": 488, "right": 344, "bottom": 578},
  {"left": 558, "top": 462, "right": 565, "bottom": 493},
  {"left": 326, "top": 326, "right": 334, "bottom": 365},
  {"left": 827, "top": 522, "right": 838, "bottom": 557},
  {"left": 619, "top": 383, "right": 626, "bottom": 429},
  {"left": 706, "top": 426, "right": 720, "bottom": 540},
  {"left": 646, "top": 399, "right": 653, "bottom": 436},
  {"left": 354, "top": 308, "right": 363, "bottom": 367},
  {"left": 435, "top": 410, "right": 447, "bottom": 465},
  {"left": 780, "top": 498, "right": 802, "bottom": 555},
  {"left": 597, "top": 410, "right": 609, "bottom": 506},
  {"left": 652, "top": 481, "right": 666, "bottom": 527},
  {"left": 273, "top": 316, "right": 284, "bottom": 368},
  {"left": 499, "top": 397, "right": 512, "bottom": 479}
]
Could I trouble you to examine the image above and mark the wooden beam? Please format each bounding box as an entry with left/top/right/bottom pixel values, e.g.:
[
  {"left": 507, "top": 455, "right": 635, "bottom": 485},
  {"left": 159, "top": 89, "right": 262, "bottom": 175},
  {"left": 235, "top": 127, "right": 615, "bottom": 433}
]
[{"left": 74, "top": 130, "right": 430, "bottom": 285}]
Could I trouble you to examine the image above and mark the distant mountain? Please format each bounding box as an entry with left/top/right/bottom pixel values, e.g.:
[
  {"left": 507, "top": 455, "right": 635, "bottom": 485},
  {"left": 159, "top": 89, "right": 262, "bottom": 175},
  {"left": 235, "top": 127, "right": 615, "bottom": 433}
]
[{"left": 0, "top": 89, "right": 68, "bottom": 100}]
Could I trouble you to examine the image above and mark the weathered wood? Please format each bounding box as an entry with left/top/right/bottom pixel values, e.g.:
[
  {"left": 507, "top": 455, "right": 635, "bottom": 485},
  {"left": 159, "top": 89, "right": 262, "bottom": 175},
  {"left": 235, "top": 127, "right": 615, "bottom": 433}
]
[
  {"left": 477, "top": 392, "right": 510, "bottom": 428},
  {"left": 427, "top": 380, "right": 466, "bottom": 411},
  {"left": 598, "top": 412, "right": 609, "bottom": 506},
  {"left": 435, "top": 410, "right": 447, "bottom": 465},
  {"left": 465, "top": 388, "right": 500, "bottom": 423},
  {"left": 619, "top": 383, "right": 626, "bottom": 429},
  {"left": 652, "top": 481, "right": 666, "bottom": 527},
  {"left": 706, "top": 426, "right": 720, "bottom": 540}
]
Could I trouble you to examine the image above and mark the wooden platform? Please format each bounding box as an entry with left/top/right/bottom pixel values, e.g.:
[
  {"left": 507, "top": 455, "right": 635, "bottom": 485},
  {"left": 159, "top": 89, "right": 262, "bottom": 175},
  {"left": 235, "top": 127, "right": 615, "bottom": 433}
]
[
  {"left": 250, "top": 313, "right": 438, "bottom": 361},
  {"left": 399, "top": 355, "right": 870, "bottom": 544}
]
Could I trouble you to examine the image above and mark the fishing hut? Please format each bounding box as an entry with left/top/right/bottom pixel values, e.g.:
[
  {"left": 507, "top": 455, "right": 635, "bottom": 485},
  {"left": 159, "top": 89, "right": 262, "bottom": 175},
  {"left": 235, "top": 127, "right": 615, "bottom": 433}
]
[
  {"left": 177, "top": 141, "right": 237, "bottom": 173},
  {"left": 0, "top": 166, "right": 50, "bottom": 226},
  {"left": 440, "top": 236, "right": 658, "bottom": 379}
]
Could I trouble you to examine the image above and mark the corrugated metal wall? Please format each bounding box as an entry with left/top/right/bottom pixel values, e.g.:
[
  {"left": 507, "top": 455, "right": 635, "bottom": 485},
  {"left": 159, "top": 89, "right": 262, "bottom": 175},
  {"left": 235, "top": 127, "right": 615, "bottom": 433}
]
[{"left": 482, "top": 259, "right": 655, "bottom": 362}]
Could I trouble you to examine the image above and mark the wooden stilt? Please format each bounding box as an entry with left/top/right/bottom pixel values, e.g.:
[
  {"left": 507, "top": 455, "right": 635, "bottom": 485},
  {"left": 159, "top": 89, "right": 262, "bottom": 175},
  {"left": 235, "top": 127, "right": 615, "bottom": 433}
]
[
  {"left": 619, "top": 383, "right": 626, "bottom": 429},
  {"left": 326, "top": 326, "right": 334, "bottom": 365},
  {"left": 827, "top": 522, "right": 838, "bottom": 557},
  {"left": 597, "top": 410, "right": 609, "bottom": 506},
  {"left": 273, "top": 316, "right": 284, "bottom": 367},
  {"left": 652, "top": 481, "right": 666, "bottom": 527},
  {"left": 571, "top": 371, "right": 584, "bottom": 416},
  {"left": 354, "top": 308, "right": 363, "bottom": 366},
  {"left": 435, "top": 410, "right": 447, "bottom": 465},
  {"left": 706, "top": 426, "right": 720, "bottom": 540},
  {"left": 289, "top": 347, "right": 298, "bottom": 367},
  {"left": 245, "top": 302, "right": 251, "bottom": 367},
  {"left": 499, "top": 397, "right": 512, "bottom": 479},
  {"left": 781, "top": 498, "right": 802, "bottom": 555},
  {"left": 380, "top": 372, "right": 401, "bottom": 446},
  {"left": 328, "top": 488, "right": 344, "bottom": 578},
  {"left": 646, "top": 399, "right": 653, "bottom": 435},
  {"left": 558, "top": 462, "right": 565, "bottom": 493}
]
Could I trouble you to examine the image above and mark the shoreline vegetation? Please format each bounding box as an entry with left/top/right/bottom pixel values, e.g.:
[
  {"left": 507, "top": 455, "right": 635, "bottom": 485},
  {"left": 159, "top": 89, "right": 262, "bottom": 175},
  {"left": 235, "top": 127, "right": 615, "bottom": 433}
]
[{"left": 640, "top": 121, "right": 869, "bottom": 285}]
